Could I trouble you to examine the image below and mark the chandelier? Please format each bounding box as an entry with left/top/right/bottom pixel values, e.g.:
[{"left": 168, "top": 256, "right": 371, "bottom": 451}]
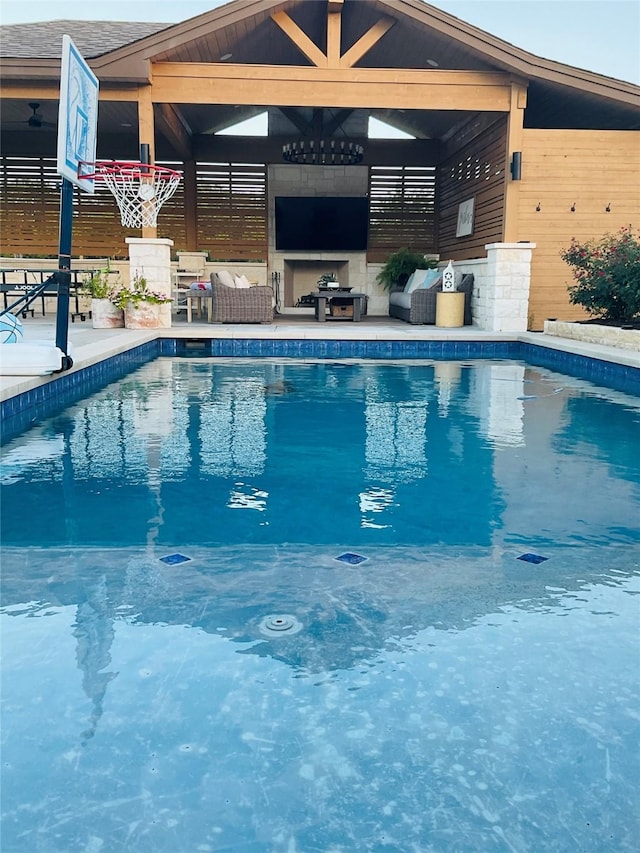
[{"left": 282, "top": 138, "right": 364, "bottom": 166}]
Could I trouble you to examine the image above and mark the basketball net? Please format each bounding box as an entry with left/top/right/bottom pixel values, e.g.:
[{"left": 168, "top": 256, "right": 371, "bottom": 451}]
[{"left": 79, "top": 161, "right": 182, "bottom": 228}]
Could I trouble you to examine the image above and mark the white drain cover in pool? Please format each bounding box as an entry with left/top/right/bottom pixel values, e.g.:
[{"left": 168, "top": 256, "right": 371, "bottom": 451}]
[{"left": 259, "top": 614, "right": 303, "bottom": 636}]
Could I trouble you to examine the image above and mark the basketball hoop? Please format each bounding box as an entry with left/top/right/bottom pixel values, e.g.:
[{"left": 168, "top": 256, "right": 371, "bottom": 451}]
[{"left": 79, "top": 161, "right": 182, "bottom": 228}]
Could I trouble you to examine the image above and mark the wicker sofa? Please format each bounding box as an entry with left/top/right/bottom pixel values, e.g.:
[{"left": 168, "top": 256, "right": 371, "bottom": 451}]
[
  {"left": 388, "top": 273, "right": 474, "bottom": 325},
  {"left": 209, "top": 275, "right": 274, "bottom": 323}
]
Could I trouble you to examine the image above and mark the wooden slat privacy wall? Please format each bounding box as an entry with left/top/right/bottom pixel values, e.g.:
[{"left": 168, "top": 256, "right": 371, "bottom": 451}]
[
  {"left": 367, "top": 166, "right": 437, "bottom": 263},
  {"left": 0, "top": 158, "right": 268, "bottom": 260},
  {"left": 155, "top": 160, "right": 187, "bottom": 251},
  {"left": 437, "top": 117, "right": 507, "bottom": 260},
  {"left": 195, "top": 162, "right": 267, "bottom": 261},
  {"left": 1, "top": 156, "right": 136, "bottom": 257},
  {"left": 1, "top": 158, "right": 444, "bottom": 263}
]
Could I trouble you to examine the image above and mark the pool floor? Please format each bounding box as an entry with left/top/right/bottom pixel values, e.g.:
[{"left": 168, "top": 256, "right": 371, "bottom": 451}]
[
  {"left": 1, "top": 358, "right": 639, "bottom": 851},
  {"left": 1, "top": 542, "right": 638, "bottom": 852}
]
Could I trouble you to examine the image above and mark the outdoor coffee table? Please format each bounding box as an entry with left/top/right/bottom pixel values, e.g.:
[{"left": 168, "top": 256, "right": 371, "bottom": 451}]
[{"left": 310, "top": 291, "right": 366, "bottom": 322}]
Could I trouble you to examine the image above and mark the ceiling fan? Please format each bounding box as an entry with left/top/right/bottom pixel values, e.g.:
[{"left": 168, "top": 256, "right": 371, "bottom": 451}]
[
  {"left": 5, "top": 102, "right": 58, "bottom": 130},
  {"left": 26, "top": 103, "right": 56, "bottom": 129}
]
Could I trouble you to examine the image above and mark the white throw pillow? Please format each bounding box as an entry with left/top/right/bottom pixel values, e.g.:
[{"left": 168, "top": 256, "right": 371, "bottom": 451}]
[
  {"left": 217, "top": 269, "right": 236, "bottom": 288},
  {"left": 234, "top": 274, "right": 251, "bottom": 289}
]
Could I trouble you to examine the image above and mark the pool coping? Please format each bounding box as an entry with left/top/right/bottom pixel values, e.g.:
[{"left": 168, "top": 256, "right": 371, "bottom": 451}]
[
  {"left": 2, "top": 324, "right": 639, "bottom": 403},
  {"left": 1, "top": 325, "right": 639, "bottom": 443}
]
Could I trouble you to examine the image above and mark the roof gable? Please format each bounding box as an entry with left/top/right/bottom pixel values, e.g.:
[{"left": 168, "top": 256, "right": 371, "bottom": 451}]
[{"left": 0, "top": 0, "right": 637, "bottom": 112}]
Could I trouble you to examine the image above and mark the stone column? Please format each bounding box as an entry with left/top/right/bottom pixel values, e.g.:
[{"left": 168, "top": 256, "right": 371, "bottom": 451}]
[
  {"left": 479, "top": 242, "right": 536, "bottom": 332},
  {"left": 126, "top": 237, "right": 174, "bottom": 328}
]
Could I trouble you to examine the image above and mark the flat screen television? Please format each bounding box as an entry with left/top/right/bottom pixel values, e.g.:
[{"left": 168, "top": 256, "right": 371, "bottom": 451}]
[{"left": 275, "top": 196, "right": 369, "bottom": 251}]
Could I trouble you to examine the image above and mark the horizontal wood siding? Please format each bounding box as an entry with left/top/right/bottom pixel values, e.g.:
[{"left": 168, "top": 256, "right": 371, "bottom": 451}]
[
  {"left": 195, "top": 162, "right": 267, "bottom": 261},
  {"left": 0, "top": 157, "right": 60, "bottom": 256},
  {"left": 437, "top": 117, "right": 507, "bottom": 260},
  {"left": 367, "top": 166, "right": 437, "bottom": 263},
  {"left": 155, "top": 160, "right": 187, "bottom": 250},
  {"left": 0, "top": 156, "right": 137, "bottom": 258},
  {"left": 0, "top": 157, "right": 267, "bottom": 261},
  {"left": 517, "top": 129, "right": 640, "bottom": 329}
]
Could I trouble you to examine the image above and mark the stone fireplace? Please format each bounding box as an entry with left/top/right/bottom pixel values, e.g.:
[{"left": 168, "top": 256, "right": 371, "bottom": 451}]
[{"left": 268, "top": 162, "right": 369, "bottom": 311}]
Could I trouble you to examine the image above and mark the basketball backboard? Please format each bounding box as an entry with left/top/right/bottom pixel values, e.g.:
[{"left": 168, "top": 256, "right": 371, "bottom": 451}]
[{"left": 56, "top": 35, "right": 99, "bottom": 194}]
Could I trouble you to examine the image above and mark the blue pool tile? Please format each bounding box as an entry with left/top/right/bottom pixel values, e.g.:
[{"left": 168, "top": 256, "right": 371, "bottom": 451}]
[
  {"left": 3, "top": 338, "right": 639, "bottom": 441},
  {"left": 517, "top": 553, "right": 549, "bottom": 564},
  {"left": 159, "top": 553, "right": 192, "bottom": 565},
  {"left": 335, "top": 552, "right": 369, "bottom": 565}
]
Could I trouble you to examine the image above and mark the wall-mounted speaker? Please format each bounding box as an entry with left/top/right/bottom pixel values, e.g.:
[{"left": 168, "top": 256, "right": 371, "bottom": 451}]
[{"left": 510, "top": 151, "right": 522, "bottom": 181}]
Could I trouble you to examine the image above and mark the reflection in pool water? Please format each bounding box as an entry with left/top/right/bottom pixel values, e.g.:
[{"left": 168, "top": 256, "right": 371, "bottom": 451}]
[{"left": 1, "top": 359, "right": 639, "bottom": 851}]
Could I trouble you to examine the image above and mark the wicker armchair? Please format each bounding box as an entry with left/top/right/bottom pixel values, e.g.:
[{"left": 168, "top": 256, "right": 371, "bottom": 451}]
[
  {"left": 389, "top": 273, "right": 474, "bottom": 324},
  {"left": 209, "top": 275, "right": 274, "bottom": 323}
]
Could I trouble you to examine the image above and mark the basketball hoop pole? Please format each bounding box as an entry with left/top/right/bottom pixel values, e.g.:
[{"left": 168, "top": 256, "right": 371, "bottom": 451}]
[
  {"left": 55, "top": 34, "right": 98, "bottom": 369},
  {"left": 54, "top": 177, "right": 74, "bottom": 364}
]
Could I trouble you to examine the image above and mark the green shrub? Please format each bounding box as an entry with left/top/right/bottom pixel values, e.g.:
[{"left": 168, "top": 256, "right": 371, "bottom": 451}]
[
  {"left": 560, "top": 226, "right": 640, "bottom": 323},
  {"left": 376, "top": 248, "right": 436, "bottom": 292}
]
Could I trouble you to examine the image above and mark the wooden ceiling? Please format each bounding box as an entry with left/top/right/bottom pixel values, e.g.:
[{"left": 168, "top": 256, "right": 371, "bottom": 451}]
[{"left": 1, "top": 0, "right": 637, "bottom": 161}]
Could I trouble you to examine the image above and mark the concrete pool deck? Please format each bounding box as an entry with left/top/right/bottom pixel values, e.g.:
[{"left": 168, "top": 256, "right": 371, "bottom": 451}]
[{"left": 1, "top": 312, "right": 639, "bottom": 403}]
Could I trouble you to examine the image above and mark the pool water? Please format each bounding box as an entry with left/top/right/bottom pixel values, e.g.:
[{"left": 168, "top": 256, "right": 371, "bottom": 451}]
[{"left": 1, "top": 358, "right": 639, "bottom": 851}]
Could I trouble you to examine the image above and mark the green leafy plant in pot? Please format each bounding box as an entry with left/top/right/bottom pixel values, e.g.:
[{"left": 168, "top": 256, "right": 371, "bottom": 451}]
[
  {"left": 317, "top": 273, "right": 339, "bottom": 289},
  {"left": 82, "top": 262, "right": 125, "bottom": 329},
  {"left": 113, "top": 274, "right": 173, "bottom": 310},
  {"left": 82, "top": 264, "right": 116, "bottom": 300},
  {"left": 114, "top": 274, "right": 173, "bottom": 330},
  {"left": 376, "top": 248, "right": 436, "bottom": 291}
]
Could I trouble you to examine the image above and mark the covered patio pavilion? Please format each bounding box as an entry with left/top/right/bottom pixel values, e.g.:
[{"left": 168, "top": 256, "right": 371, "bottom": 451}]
[{"left": 0, "top": 0, "right": 638, "bottom": 329}]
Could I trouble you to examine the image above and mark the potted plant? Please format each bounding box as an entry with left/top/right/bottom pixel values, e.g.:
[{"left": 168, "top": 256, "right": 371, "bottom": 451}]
[
  {"left": 317, "top": 273, "right": 339, "bottom": 290},
  {"left": 376, "top": 248, "right": 436, "bottom": 291},
  {"left": 114, "top": 274, "right": 173, "bottom": 329},
  {"left": 82, "top": 265, "right": 124, "bottom": 329}
]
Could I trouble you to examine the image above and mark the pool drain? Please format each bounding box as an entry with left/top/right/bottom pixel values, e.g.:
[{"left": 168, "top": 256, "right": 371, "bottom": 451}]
[{"left": 259, "top": 614, "right": 302, "bottom": 637}]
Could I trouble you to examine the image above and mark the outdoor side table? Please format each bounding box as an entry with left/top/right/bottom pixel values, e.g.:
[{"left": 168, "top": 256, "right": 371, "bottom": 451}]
[{"left": 435, "top": 291, "right": 465, "bottom": 327}]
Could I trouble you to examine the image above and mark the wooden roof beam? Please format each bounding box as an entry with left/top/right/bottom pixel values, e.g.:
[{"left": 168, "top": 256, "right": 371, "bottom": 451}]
[
  {"left": 155, "top": 103, "right": 193, "bottom": 161},
  {"left": 340, "top": 16, "right": 396, "bottom": 69},
  {"left": 271, "top": 10, "right": 327, "bottom": 68},
  {"left": 327, "top": 1, "right": 343, "bottom": 68},
  {"left": 278, "top": 106, "right": 355, "bottom": 137},
  {"left": 278, "top": 107, "right": 311, "bottom": 135},
  {"left": 323, "top": 108, "right": 355, "bottom": 135},
  {"left": 151, "top": 64, "right": 512, "bottom": 112}
]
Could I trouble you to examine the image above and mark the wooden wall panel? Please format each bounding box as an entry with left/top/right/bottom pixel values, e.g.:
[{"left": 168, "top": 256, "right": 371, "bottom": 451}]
[
  {"left": 195, "top": 162, "right": 267, "bottom": 262},
  {"left": 0, "top": 157, "right": 60, "bottom": 256},
  {"left": 155, "top": 160, "right": 187, "bottom": 251},
  {"left": 0, "top": 157, "right": 136, "bottom": 258},
  {"left": 437, "top": 117, "right": 507, "bottom": 260},
  {"left": 517, "top": 129, "right": 640, "bottom": 329},
  {"left": 367, "top": 165, "right": 437, "bottom": 263}
]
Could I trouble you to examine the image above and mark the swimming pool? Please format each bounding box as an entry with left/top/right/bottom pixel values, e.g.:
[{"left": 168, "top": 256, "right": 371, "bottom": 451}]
[{"left": 1, "top": 357, "right": 639, "bottom": 851}]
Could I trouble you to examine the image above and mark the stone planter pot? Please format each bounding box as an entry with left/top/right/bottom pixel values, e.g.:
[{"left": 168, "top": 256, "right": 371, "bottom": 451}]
[
  {"left": 92, "top": 298, "right": 124, "bottom": 329},
  {"left": 124, "top": 302, "right": 161, "bottom": 329}
]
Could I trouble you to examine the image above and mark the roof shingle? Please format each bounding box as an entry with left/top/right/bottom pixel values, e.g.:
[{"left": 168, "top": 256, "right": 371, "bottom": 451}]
[{"left": 0, "top": 20, "right": 169, "bottom": 59}]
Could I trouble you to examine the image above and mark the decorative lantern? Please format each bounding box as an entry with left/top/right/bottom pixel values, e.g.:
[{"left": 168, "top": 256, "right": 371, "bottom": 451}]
[{"left": 442, "top": 260, "right": 456, "bottom": 292}]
